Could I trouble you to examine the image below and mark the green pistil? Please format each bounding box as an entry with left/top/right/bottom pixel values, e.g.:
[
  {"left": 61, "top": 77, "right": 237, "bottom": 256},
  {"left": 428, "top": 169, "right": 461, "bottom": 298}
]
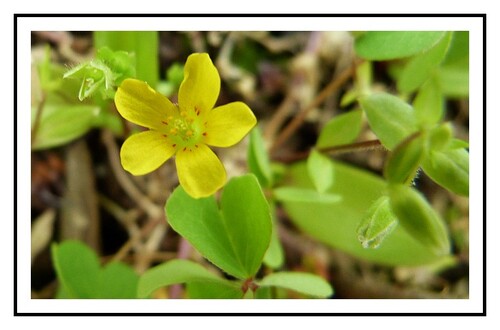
[{"left": 161, "top": 109, "right": 204, "bottom": 150}]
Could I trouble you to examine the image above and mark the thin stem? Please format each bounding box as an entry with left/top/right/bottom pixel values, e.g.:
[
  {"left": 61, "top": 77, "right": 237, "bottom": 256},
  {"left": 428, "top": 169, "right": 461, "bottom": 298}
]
[
  {"left": 270, "top": 58, "right": 363, "bottom": 154},
  {"left": 271, "top": 139, "right": 385, "bottom": 163},
  {"left": 318, "top": 139, "right": 384, "bottom": 155}
]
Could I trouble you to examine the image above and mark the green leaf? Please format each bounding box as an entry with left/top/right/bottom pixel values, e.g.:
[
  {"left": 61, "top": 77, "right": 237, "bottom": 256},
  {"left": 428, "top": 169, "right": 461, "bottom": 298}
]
[
  {"left": 435, "top": 32, "right": 469, "bottom": 98},
  {"left": 98, "top": 262, "right": 139, "bottom": 299},
  {"left": 166, "top": 174, "right": 272, "bottom": 279},
  {"left": 263, "top": 204, "right": 285, "bottom": 269},
  {"left": 248, "top": 127, "right": 273, "bottom": 187},
  {"left": 413, "top": 77, "right": 445, "bottom": 127},
  {"left": 384, "top": 133, "right": 425, "bottom": 184},
  {"left": 449, "top": 138, "right": 469, "bottom": 150},
  {"left": 51, "top": 240, "right": 138, "bottom": 299},
  {"left": 359, "top": 92, "right": 419, "bottom": 150},
  {"left": 307, "top": 150, "right": 334, "bottom": 193},
  {"left": 258, "top": 272, "right": 333, "bottom": 298},
  {"left": 186, "top": 281, "right": 243, "bottom": 299},
  {"left": 220, "top": 174, "right": 273, "bottom": 277},
  {"left": 355, "top": 31, "right": 446, "bottom": 60},
  {"left": 51, "top": 241, "right": 100, "bottom": 298},
  {"left": 397, "top": 32, "right": 452, "bottom": 93},
  {"left": 442, "top": 32, "right": 469, "bottom": 67},
  {"left": 421, "top": 148, "right": 469, "bottom": 196},
  {"left": 273, "top": 187, "right": 342, "bottom": 204},
  {"left": 32, "top": 96, "right": 99, "bottom": 150},
  {"left": 281, "top": 161, "right": 447, "bottom": 266},
  {"left": 389, "top": 184, "right": 450, "bottom": 256},
  {"left": 316, "top": 109, "right": 363, "bottom": 149},
  {"left": 357, "top": 196, "right": 398, "bottom": 249},
  {"left": 137, "top": 259, "right": 238, "bottom": 298}
]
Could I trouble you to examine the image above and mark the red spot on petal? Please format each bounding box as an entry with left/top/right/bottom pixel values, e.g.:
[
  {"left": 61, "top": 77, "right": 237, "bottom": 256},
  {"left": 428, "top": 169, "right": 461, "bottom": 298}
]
[
  {"left": 161, "top": 121, "right": 168, "bottom": 125},
  {"left": 202, "top": 132, "right": 207, "bottom": 136},
  {"left": 172, "top": 144, "right": 176, "bottom": 148},
  {"left": 183, "top": 147, "right": 187, "bottom": 152}
]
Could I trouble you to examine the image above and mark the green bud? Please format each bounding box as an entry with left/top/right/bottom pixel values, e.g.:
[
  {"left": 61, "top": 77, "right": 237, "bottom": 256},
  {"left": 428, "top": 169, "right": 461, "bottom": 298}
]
[
  {"left": 357, "top": 196, "right": 398, "bottom": 249},
  {"left": 389, "top": 184, "right": 450, "bottom": 256}
]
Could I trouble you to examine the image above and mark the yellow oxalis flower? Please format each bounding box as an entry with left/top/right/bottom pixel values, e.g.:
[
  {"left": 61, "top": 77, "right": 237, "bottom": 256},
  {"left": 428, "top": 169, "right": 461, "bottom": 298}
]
[{"left": 114, "top": 53, "right": 257, "bottom": 198}]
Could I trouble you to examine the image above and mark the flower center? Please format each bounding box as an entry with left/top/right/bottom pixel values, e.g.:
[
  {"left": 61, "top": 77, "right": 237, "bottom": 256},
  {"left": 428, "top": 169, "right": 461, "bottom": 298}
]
[{"left": 161, "top": 108, "right": 205, "bottom": 150}]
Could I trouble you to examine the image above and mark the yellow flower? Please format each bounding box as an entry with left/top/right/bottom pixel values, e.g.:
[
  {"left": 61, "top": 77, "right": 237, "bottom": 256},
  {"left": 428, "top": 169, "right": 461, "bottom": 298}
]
[{"left": 114, "top": 53, "right": 257, "bottom": 198}]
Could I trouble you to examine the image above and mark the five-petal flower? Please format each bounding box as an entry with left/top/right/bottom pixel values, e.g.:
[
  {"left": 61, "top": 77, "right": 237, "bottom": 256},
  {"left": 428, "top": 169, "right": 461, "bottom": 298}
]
[{"left": 114, "top": 53, "right": 256, "bottom": 198}]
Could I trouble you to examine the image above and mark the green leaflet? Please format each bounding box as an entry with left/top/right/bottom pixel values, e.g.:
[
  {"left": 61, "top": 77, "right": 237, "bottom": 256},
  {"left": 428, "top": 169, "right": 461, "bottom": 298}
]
[
  {"left": 397, "top": 32, "right": 452, "bottom": 93},
  {"left": 307, "top": 149, "right": 335, "bottom": 194},
  {"left": 355, "top": 31, "right": 446, "bottom": 60},
  {"left": 422, "top": 148, "right": 469, "bottom": 196},
  {"left": 360, "top": 92, "right": 419, "bottom": 150},
  {"left": 165, "top": 174, "right": 272, "bottom": 279},
  {"left": 137, "top": 259, "right": 239, "bottom": 298},
  {"left": 51, "top": 240, "right": 138, "bottom": 299},
  {"left": 248, "top": 126, "right": 274, "bottom": 188},
  {"left": 413, "top": 78, "right": 445, "bottom": 127},
  {"left": 316, "top": 109, "right": 363, "bottom": 149},
  {"left": 32, "top": 95, "right": 100, "bottom": 150},
  {"left": 258, "top": 272, "right": 333, "bottom": 298}
]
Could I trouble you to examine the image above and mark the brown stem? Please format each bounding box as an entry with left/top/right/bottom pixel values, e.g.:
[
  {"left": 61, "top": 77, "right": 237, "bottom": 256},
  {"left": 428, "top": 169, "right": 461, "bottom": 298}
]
[
  {"left": 270, "top": 58, "right": 363, "bottom": 154},
  {"left": 272, "top": 139, "right": 385, "bottom": 163}
]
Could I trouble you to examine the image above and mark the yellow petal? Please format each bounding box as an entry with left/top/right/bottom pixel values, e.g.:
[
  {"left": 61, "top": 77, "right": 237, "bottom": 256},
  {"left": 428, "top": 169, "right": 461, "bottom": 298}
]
[
  {"left": 175, "top": 144, "right": 226, "bottom": 198},
  {"left": 120, "top": 130, "right": 176, "bottom": 175},
  {"left": 178, "top": 53, "right": 220, "bottom": 116},
  {"left": 115, "top": 79, "right": 177, "bottom": 130},
  {"left": 204, "top": 102, "right": 257, "bottom": 147}
]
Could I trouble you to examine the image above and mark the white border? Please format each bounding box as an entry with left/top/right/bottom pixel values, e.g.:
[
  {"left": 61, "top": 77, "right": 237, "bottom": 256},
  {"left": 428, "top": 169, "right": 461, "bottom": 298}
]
[{"left": 16, "top": 15, "right": 484, "bottom": 314}]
